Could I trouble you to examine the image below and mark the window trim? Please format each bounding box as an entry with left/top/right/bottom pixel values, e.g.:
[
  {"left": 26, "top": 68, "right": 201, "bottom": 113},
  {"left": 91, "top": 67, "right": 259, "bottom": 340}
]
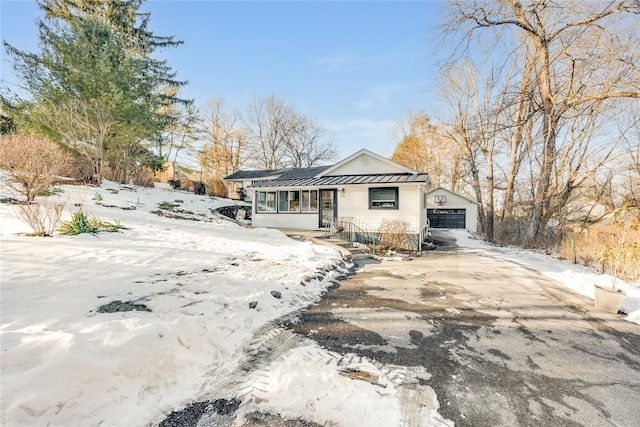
[
  {"left": 369, "top": 187, "right": 399, "bottom": 210},
  {"left": 255, "top": 189, "right": 318, "bottom": 214},
  {"left": 256, "top": 191, "right": 277, "bottom": 212},
  {"left": 301, "top": 189, "right": 318, "bottom": 212},
  {"left": 278, "top": 190, "right": 300, "bottom": 213}
]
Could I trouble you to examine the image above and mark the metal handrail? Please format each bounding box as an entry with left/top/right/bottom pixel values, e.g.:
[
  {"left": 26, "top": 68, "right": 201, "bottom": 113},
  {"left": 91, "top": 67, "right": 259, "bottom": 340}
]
[{"left": 332, "top": 217, "right": 380, "bottom": 246}]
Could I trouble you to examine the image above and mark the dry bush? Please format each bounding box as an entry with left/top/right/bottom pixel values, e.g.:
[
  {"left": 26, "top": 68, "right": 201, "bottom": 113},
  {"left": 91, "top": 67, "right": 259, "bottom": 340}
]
[
  {"left": 493, "top": 217, "right": 537, "bottom": 247},
  {"left": 0, "top": 134, "right": 68, "bottom": 201},
  {"left": 129, "top": 168, "right": 154, "bottom": 187},
  {"left": 556, "top": 229, "right": 601, "bottom": 266},
  {"left": 205, "top": 178, "right": 228, "bottom": 198},
  {"left": 556, "top": 210, "right": 640, "bottom": 282},
  {"left": 379, "top": 220, "right": 410, "bottom": 250},
  {"left": 494, "top": 217, "right": 562, "bottom": 251},
  {"left": 17, "top": 197, "right": 66, "bottom": 236}
]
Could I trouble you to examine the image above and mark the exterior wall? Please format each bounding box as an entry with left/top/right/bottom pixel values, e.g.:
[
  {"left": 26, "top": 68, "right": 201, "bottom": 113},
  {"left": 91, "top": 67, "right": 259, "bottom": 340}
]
[
  {"left": 326, "top": 154, "right": 410, "bottom": 176},
  {"left": 427, "top": 188, "right": 479, "bottom": 232},
  {"left": 251, "top": 183, "right": 425, "bottom": 233},
  {"left": 253, "top": 212, "right": 319, "bottom": 230},
  {"left": 418, "top": 190, "right": 428, "bottom": 247},
  {"left": 154, "top": 162, "right": 175, "bottom": 183},
  {"left": 337, "top": 184, "right": 422, "bottom": 233},
  {"left": 227, "top": 181, "right": 243, "bottom": 200}
]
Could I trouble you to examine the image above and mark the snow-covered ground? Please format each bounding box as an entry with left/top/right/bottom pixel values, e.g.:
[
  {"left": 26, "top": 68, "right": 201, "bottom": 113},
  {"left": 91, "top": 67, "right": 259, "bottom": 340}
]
[{"left": 1, "top": 181, "right": 638, "bottom": 426}]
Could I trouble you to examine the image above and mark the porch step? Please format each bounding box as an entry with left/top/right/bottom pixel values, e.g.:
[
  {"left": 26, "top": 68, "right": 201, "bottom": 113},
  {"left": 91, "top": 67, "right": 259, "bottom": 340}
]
[
  {"left": 315, "top": 236, "right": 371, "bottom": 259},
  {"left": 282, "top": 230, "right": 375, "bottom": 266}
]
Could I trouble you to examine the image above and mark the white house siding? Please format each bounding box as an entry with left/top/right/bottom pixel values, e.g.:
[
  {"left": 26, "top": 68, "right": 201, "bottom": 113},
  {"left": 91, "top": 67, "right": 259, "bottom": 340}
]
[
  {"left": 327, "top": 154, "right": 409, "bottom": 176},
  {"left": 253, "top": 212, "right": 319, "bottom": 230},
  {"left": 338, "top": 185, "right": 422, "bottom": 233},
  {"left": 418, "top": 190, "right": 428, "bottom": 240}
]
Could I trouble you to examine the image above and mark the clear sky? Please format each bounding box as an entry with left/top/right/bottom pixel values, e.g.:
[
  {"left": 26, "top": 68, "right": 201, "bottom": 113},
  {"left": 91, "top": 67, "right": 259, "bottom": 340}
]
[{"left": 1, "top": 0, "right": 447, "bottom": 159}]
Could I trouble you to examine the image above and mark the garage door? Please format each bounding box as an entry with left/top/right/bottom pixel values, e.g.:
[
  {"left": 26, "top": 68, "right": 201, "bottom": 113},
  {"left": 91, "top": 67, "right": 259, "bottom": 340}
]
[{"left": 427, "top": 209, "right": 466, "bottom": 229}]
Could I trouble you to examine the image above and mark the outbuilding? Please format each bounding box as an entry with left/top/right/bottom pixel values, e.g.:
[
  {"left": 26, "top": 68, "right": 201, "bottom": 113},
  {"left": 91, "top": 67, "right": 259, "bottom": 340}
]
[{"left": 426, "top": 187, "right": 479, "bottom": 232}]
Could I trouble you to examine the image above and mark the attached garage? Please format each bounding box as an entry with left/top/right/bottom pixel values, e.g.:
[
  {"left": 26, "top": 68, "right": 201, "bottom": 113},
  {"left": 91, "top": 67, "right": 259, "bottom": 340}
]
[{"left": 426, "top": 187, "right": 479, "bottom": 232}]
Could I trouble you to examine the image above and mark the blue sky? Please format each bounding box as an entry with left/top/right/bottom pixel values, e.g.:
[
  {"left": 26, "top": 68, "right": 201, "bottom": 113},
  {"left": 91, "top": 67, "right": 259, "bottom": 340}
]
[{"left": 1, "top": 0, "right": 446, "bottom": 159}]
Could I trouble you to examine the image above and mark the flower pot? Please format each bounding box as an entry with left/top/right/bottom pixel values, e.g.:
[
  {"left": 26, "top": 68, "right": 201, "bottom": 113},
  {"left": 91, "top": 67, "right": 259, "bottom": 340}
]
[{"left": 594, "top": 285, "right": 626, "bottom": 314}]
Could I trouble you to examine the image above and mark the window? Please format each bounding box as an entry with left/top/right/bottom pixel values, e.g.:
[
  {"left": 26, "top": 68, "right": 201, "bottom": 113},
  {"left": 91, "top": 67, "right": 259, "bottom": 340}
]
[
  {"left": 278, "top": 190, "right": 300, "bottom": 212},
  {"left": 369, "top": 187, "right": 398, "bottom": 209},
  {"left": 301, "top": 190, "right": 318, "bottom": 212},
  {"left": 257, "top": 189, "right": 316, "bottom": 213},
  {"left": 256, "top": 191, "right": 276, "bottom": 212}
]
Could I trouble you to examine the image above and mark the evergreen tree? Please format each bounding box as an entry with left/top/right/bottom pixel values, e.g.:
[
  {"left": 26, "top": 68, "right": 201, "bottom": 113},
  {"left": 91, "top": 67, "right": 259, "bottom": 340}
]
[{"left": 3, "top": 0, "right": 188, "bottom": 183}]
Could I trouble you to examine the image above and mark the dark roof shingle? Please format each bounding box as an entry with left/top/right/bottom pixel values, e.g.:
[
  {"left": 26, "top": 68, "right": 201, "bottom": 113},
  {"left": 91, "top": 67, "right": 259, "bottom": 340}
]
[
  {"left": 224, "top": 169, "right": 287, "bottom": 181},
  {"left": 275, "top": 165, "right": 333, "bottom": 180}
]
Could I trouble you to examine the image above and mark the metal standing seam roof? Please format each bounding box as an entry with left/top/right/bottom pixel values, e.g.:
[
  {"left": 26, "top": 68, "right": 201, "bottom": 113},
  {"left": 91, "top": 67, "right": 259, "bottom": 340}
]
[{"left": 248, "top": 173, "right": 429, "bottom": 188}]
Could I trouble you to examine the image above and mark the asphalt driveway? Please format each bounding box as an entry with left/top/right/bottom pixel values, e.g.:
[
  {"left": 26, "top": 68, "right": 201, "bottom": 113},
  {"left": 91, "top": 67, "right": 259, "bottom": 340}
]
[{"left": 289, "top": 231, "right": 640, "bottom": 426}]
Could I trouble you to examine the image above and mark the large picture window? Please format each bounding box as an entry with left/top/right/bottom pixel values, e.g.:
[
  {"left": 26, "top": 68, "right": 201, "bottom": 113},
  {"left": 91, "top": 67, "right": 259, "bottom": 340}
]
[
  {"left": 301, "top": 190, "right": 318, "bottom": 212},
  {"left": 256, "top": 191, "right": 276, "bottom": 212},
  {"left": 278, "top": 190, "right": 300, "bottom": 212},
  {"left": 256, "top": 189, "right": 318, "bottom": 213},
  {"left": 369, "top": 187, "right": 399, "bottom": 209}
]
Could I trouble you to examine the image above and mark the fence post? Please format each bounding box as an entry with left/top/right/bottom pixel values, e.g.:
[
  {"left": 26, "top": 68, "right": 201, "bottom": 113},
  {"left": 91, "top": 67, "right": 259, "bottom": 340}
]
[{"left": 572, "top": 233, "right": 577, "bottom": 264}]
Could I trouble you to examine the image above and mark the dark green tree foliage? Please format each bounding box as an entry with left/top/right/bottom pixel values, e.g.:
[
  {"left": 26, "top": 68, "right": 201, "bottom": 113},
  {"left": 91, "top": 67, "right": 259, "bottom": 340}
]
[{"left": 3, "top": 0, "right": 188, "bottom": 183}]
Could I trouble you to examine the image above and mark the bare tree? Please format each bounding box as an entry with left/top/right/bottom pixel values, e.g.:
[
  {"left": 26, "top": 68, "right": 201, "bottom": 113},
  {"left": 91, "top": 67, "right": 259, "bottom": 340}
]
[
  {"left": 157, "top": 86, "right": 200, "bottom": 166},
  {"left": 0, "top": 134, "right": 68, "bottom": 201},
  {"left": 198, "top": 97, "right": 245, "bottom": 179},
  {"left": 243, "top": 95, "right": 335, "bottom": 169},
  {"left": 243, "top": 95, "right": 294, "bottom": 170},
  {"left": 283, "top": 114, "right": 336, "bottom": 168},
  {"left": 446, "top": 0, "right": 640, "bottom": 246},
  {"left": 36, "top": 99, "right": 113, "bottom": 184}
]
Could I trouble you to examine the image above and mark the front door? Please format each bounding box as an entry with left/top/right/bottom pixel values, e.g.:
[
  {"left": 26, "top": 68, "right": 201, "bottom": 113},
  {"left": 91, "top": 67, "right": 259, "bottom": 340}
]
[{"left": 319, "top": 189, "right": 336, "bottom": 228}]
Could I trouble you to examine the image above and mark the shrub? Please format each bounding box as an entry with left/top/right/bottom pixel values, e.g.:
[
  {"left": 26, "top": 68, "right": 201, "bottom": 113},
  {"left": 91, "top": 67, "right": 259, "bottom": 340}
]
[
  {"left": 37, "top": 186, "right": 65, "bottom": 197},
  {"left": 0, "top": 134, "right": 68, "bottom": 201},
  {"left": 17, "top": 197, "right": 66, "bottom": 236},
  {"left": 205, "top": 178, "right": 228, "bottom": 198},
  {"left": 594, "top": 208, "right": 640, "bottom": 288},
  {"left": 58, "top": 209, "right": 125, "bottom": 235},
  {"left": 379, "top": 220, "right": 410, "bottom": 250}
]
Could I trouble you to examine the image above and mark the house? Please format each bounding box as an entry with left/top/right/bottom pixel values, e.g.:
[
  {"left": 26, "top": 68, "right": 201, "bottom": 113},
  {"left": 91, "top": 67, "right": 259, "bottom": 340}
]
[
  {"left": 426, "top": 187, "right": 479, "bottom": 232},
  {"left": 245, "top": 149, "right": 431, "bottom": 250},
  {"left": 223, "top": 169, "right": 287, "bottom": 201}
]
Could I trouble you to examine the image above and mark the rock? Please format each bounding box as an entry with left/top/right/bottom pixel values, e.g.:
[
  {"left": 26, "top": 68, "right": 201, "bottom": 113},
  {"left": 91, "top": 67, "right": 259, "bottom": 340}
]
[
  {"left": 324, "top": 263, "right": 336, "bottom": 271},
  {"left": 97, "top": 300, "right": 151, "bottom": 313},
  {"left": 249, "top": 301, "right": 258, "bottom": 309},
  {"left": 270, "top": 291, "right": 282, "bottom": 299}
]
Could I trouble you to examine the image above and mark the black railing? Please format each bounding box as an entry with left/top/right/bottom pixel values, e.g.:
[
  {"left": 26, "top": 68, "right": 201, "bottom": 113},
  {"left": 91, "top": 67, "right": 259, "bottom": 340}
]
[{"left": 330, "top": 217, "right": 424, "bottom": 251}]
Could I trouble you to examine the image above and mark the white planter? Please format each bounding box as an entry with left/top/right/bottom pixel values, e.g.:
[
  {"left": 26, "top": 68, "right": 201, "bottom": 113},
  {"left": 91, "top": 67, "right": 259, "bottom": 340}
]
[{"left": 594, "top": 285, "right": 626, "bottom": 314}]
